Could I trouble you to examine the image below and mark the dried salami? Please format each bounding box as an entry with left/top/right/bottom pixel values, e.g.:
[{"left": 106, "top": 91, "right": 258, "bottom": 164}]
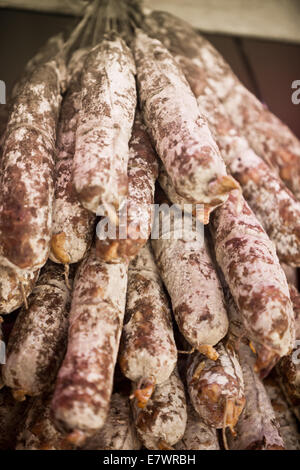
[
  {"left": 119, "top": 243, "right": 177, "bottom": 407},
  {"left": 50, "top": 48, "right": 95, "bottom": 265},
  {"left": 2, "top": 262, "right": 71, "bottom": 400},
  {"left": 197, "top": 94, "right": 300, "bottom": 267},
  {"left": 151, "top": 204, "right": 228, "bottom": 359},
  {"left": 186, "top": 343, "right": 245, "bottom": 431},
  {"left": 133, "top": 369, "right": 187, "bottom": 450},
  {"left": 73, "top": 33, "right": 136, "bottom": 217},
  {"left": 0, "top": 54, "right": 67, "bottom": 271},
  {"left": 210, "top": 190, "right": 295, "bottom": 375},
  {"left": 96, "top": 111, "right": 158, "bottom": 262},
  {"left": 52, "top": 246, "right": 128, "bottom": 443},
  {"left": 16, "top": 391, "right": 73, "bottom": 450},
  {"left": 133, "top": 28, "right": 238, "bottom": 219}
]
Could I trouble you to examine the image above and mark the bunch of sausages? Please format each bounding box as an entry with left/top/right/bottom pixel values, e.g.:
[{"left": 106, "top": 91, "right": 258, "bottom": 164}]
[{"left": 0, "top": 1, "right": 300, "bottom": 451}]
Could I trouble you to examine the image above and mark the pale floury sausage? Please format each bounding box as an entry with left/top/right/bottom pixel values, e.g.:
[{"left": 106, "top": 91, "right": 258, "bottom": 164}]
[
  {"left": 133, "top": 29, "right": 238, "bottom": 220},
  {"left": 73, "top": 33, "right": 136, "bottom": 217},
  {"left": 276, "top": 284, "right": 300, "bottom": 405},
  {"left": 0, "top": 52, "right": 67, "bottom": 271},
  {"left": 133, "top": 369, "right": 187, "bottom": 449},
  {"left": 186, "top": 343, "right": 245, "bottom": 432},
  {"left": 3, "top": 262, "right": 71, "bottom": 400},
  {"left": 96, "top": 111, "right": 158, "bottom": 263},
  {"left": 210, "top": 190, "right": 295, "bottom": 376},
  {"left": 52, "top": 247, "right": 128, "bottom": 444},
  {"left": 152, "top": 203, "right": 228, "bottom": 360},
  {"left": 264, "top": 375, "right": 300, "bottom": 450},
  {"left": 50, "top": 48, "right": 95, "bottom": 265},
  {"left": 119, "top": 243, "right": 177, "bottom": 407}
]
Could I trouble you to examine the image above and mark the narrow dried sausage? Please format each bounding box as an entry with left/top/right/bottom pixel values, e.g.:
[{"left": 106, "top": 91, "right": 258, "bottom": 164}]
[
  {"left": 52, "top": 246, "right": 128, "bottom": 443},
  {"left": 119, "top": 243, "right": 177, "bottom": 407}
]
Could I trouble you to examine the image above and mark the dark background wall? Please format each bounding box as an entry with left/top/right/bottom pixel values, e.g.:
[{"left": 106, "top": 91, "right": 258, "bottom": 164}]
[{"left": 0, "top": 8, "right": 300, "bottom": 137}]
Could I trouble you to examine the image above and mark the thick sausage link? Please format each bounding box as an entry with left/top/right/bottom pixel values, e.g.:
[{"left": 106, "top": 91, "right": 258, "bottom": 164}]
[
  {"left": 96, "top": 111, "right": 158, "bottom": 263},
  {"left": 11, "top": 33, "right": 64, "bottom": 101},
  {"left": 158, "top": 166, "right": 212, "bottom": 224},
  {"left": 210, "top": 190, "right": 295, "bottom": 375},
  {"left": 133, "top": 28, "right": 238, "bottom": 218},
  {"left": 186, "top": 343, "right": 245, "bottom": 431},
  {"left": 281, "top": 263, "right": 298, "bottom": 287},
  {"left": 119, "top": 243, "right": 177, "bottom": 407},
  {"left": 52, "top": 246, "right": 128, "bottom": 443},
  {"left": 0, "top": 53, "right": 67, "bottom": 271},
  {"left": 2, "top": 262, "right": 71, "bottom": 400},
  {"left": 152, "top": 204, "right": 228, "bottom": 360},
  {"left": 73, "top": 33, "right": 136, "bottom": 216},
  {"left": 50, "top": 48, "right": 95, "bottom": 265},
  {"left": 133, "top": 369, "right": 187, "bottom": 450}
]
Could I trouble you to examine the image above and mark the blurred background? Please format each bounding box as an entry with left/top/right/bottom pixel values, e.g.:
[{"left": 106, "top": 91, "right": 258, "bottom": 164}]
[{"left": 0, "top": 0, "right": 300, "bottom": 136}]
